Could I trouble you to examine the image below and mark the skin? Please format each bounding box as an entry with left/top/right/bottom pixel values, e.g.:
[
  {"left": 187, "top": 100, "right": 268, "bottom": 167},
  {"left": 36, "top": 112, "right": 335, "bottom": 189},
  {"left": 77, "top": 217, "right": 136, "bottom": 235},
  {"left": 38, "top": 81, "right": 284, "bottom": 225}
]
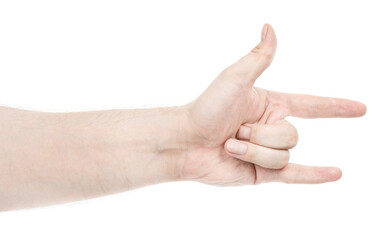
[
  {"left": 180, "top": 24, "right": 366, "bottom": 185},
  {"left": 0, "top": 24, "right": 366, "bottom": 211}
]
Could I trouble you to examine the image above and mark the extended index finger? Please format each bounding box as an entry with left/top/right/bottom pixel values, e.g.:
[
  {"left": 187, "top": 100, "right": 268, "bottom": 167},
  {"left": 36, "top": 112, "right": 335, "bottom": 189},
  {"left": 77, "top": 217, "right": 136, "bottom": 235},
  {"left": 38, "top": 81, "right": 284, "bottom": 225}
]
[{"left": 269, "top": 91, "right": 366, "bottom": 118}]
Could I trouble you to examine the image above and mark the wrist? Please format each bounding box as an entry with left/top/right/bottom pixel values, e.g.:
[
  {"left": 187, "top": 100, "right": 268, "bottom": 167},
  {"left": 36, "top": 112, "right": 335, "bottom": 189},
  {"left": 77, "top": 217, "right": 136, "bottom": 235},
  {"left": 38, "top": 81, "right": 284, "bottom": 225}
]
[{"left": 152, "top": 105, "right": 193, "bottom": 183}]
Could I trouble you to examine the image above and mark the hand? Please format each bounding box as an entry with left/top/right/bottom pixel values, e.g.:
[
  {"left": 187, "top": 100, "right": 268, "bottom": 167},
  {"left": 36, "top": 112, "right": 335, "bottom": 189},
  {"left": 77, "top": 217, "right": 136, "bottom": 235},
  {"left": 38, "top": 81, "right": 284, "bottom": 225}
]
[
  {"left": 0, "top": 24, "right": 366, "bottom": 211},
  {"left": 179, "top": 24, "right": 366, "bottom": 186}
]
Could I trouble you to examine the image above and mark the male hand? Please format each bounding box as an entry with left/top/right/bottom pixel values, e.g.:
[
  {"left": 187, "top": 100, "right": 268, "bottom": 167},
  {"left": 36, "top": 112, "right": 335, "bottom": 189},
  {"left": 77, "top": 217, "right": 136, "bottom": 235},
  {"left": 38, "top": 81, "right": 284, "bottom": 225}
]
[
  {"left": 179, "top": 24, "right": 366, "bottom": 186},
  {"left": 0, "top": 24, "right": 367, "bottom": 211}
]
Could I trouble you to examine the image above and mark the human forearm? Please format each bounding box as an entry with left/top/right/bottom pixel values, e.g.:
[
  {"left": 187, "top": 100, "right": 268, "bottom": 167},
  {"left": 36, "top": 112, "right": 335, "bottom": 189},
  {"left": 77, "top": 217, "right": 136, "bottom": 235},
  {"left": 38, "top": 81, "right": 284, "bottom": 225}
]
[
  {"left": 0, "top": 106, "right": 187, "bottom": 210},
  {"left": 0, "top": 24, "right": 366, "bottom": 212}
]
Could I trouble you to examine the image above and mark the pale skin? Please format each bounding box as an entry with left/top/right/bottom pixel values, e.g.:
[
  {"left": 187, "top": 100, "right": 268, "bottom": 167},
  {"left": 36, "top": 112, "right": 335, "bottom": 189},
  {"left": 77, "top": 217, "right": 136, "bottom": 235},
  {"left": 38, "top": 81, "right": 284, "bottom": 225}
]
[{"left": 0, "top": 24, "right": 366, "bottom": 211}]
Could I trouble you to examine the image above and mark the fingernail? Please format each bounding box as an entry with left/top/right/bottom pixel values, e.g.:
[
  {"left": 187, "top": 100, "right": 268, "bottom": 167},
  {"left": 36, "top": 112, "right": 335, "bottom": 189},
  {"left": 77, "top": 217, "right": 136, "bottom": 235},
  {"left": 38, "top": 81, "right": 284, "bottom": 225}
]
[
  {"left": 237, "top": 125, "right": 251, "bottom": 140},
  {"left": 226, "top": 140, "right": 247, "bottom": 155},
  {"left": 261, "top": 24, "right": 268, "bottom": 41}
]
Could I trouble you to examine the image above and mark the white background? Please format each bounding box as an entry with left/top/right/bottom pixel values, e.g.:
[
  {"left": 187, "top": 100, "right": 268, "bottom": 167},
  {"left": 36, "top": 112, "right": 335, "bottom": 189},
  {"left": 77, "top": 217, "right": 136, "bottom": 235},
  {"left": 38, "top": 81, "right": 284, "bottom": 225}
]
[{"left": 0, "top": 1, "right": 379, "bottom": 239}]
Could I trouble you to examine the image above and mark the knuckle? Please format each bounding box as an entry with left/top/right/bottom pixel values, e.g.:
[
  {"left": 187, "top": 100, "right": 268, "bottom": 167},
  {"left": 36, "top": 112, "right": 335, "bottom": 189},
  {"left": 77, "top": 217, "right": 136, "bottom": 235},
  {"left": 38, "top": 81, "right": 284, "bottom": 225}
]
[
  {"left": 281, "top": 123, "right": 298, "bottom": 149},
  {"left": 284, "top": 150, "right": 290, "bottom": 162},
  {"left": 273, "top": 150, "right": 290, "bottom": 169},
  {"left": 260, "top": 51, "right": 273, "bottom": 61},
  {"left": 251, "top": 44, "right": 273, "bottom": 68},
  {"left": 258, "top": 51, "right": 273, "bottom": 67},
  {"left": 250, "top": 125, "right": 259, "bottom": 142},
  {"left": 251, "top": 46, "right": 261, "bottom": 55},
  {"left": 245, "top": 146, "right": 257, "bottom": 162},
  {"left": 286, "top": 127, "right": 299, "bottom": 149}
]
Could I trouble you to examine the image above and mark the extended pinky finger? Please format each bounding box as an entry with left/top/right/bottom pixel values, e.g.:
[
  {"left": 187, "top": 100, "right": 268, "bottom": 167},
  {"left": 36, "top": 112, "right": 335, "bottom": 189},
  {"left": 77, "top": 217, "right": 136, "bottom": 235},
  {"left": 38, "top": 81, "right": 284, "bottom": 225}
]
[{"left": 254, "top": 163, "right": 342, "bottom": 185}]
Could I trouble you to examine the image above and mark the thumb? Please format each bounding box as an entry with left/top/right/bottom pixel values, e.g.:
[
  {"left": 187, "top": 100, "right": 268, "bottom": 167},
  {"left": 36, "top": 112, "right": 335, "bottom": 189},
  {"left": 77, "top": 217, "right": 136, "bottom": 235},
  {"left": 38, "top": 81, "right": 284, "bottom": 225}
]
[{"left": 226, "top": 24, "right": 277, "bottom": 86}]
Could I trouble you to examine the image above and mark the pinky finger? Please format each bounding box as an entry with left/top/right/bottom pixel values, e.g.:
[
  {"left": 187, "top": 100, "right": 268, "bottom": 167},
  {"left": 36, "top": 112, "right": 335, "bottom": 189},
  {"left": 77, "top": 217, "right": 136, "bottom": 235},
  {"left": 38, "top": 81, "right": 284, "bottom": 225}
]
[{"left": 254, "top": 163, "right": 342, "bottom": 185}]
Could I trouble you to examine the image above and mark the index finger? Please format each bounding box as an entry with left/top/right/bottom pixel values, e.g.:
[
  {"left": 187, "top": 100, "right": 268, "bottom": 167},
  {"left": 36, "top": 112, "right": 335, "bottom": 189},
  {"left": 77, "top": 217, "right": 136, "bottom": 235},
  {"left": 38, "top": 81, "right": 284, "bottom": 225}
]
[{"left": 269, "top": 91, "right": 367, "bottom": 118}]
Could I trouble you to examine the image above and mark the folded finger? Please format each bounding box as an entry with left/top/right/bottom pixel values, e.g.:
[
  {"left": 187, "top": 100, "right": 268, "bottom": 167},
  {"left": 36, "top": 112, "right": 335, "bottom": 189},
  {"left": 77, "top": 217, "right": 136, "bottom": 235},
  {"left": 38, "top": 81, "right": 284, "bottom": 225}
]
[
  {"left": 225, "top": 139, "right": 289, "bottom": 169},
  {"left": 236, "top": 119, "right": 298, "bottom": 149}
]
